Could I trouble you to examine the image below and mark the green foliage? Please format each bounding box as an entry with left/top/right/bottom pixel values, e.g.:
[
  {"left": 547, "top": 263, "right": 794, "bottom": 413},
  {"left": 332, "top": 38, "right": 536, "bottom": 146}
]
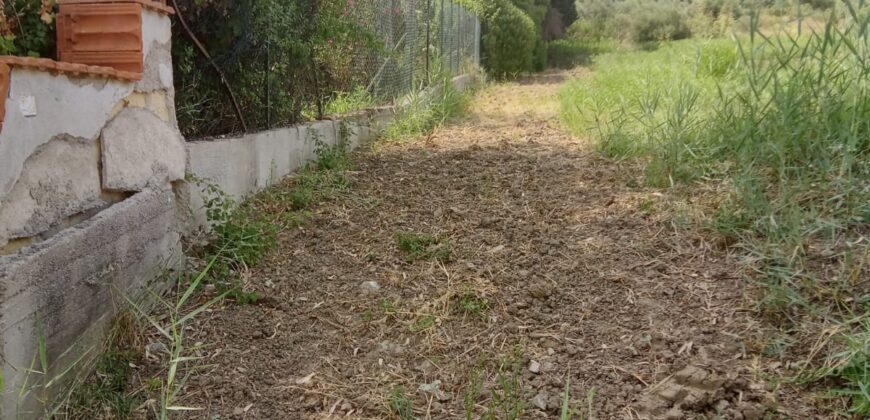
[
  {"left": 395, "top": 231, "right": 452, "bottom": 262},
  {"left": 322, "top": 87, "right": 374, "bottom": 117},
  {"left": 190, "top": 176, "right": 277, "bottom": 303},
  {"left": 546, "top": 38, "right": 617, "bottom": 68},
  {"left": 511, "top": 0, "right": 549, "bottom": 70},
  {"left": 60, "top": 315, "right": 143, "bottom": 418},
  {"left": 457, "top": 292, "right": 489, "bottom": 316},
  {"left": 570, "top": 0, "right": 693, "bottom": 45},
  {"left": 173, "top": 0, "right": 380, "bottom": 138},
  {"left": 460, "top": 0, "right": 537, "bottom": 77},
  {"left": 388, "top": 386, "right": 415, "bottom": 420},
  {"left": 0, "top": 0, "right": 56, "bottom": 57},
  {"left": 384, "top": 75, "right": 471, "bottom": 140}
]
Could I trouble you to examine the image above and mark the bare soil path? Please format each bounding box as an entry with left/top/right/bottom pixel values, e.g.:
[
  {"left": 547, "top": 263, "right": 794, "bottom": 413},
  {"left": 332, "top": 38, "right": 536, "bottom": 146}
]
[{"left": 178, "top": 71, "right": 822, "bottom": 419}]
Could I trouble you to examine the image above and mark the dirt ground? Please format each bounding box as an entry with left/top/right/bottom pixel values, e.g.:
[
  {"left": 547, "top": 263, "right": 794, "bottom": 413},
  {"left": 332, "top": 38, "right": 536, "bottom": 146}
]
[{"left": 167, "top": 71, "right": 829, "bottom": 419}]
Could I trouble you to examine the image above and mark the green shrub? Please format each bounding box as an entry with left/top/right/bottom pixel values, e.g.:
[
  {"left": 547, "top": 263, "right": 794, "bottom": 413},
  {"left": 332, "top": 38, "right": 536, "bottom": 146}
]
[
  {"left": 459, "top": 0, "right": 537, "bottom": 77},
  {"left": 172, "top": 0, "right": 379, "bottom": 138},
  {"left": 0, "top": 0, "right": 56, "bottom": 57},
  {"left": 569, "top": 0, "right": 707, "bottom": 45},
  {"left": 546, "top": 38, "right": 616, "bottom": 68},
  {"left": 483, "top": 0, "right": 537, "bottom": 76},
  {"left": 628, "top": 2, "right": 691, "bottom": 43}
]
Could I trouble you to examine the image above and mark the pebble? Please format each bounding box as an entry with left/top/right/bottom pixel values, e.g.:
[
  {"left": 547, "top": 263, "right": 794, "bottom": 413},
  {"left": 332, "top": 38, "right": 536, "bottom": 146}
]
[
  {"left": 532, "top": 392, "right": 548, "bottom": 410},
  {"left": 529, "top": 360, "right": 542, "bottom": 374},
  {"left": 360, "top": 281, "right": 380, "bottom": 293}
]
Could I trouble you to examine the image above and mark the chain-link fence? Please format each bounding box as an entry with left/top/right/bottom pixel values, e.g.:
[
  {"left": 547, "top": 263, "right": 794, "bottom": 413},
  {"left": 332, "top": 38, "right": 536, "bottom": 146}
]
[{"left": 171, "top": 0, "right": 479, "bottom": 140}]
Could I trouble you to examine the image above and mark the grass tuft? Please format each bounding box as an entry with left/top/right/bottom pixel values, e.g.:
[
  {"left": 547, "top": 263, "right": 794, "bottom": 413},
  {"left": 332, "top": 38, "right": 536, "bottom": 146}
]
[{"left": 395, "top": 231, "right": 452, "bottom": 262}]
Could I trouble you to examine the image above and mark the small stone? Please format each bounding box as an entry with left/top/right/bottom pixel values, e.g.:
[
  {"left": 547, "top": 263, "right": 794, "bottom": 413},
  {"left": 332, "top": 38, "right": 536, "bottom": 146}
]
[
  {"left": 361, "top": 281, "right": 380, "bottom": 293},
  {"left": 340, "top": 401, "right": 353, "bottom": 412},
  {"left": 664, "top": 407, "right": 684, "bottom": 419},
  {"left": 265, "top": 279, "right": 275, "bottom": 288},
  {"left": 532, "top": 392, "right": 548, "bottom": 410},
  {"left": 528, "top": 360, "right": 541, "bottom": 374},
  {"left": 739, "top": 403, "right": 764, "bottom": 420}
]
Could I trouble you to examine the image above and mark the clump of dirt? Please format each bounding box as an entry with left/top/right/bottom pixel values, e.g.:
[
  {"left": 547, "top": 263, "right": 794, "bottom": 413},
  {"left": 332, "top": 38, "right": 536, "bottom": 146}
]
[{"left": 141, "top": 73, "right": 826, "bottom": 419}]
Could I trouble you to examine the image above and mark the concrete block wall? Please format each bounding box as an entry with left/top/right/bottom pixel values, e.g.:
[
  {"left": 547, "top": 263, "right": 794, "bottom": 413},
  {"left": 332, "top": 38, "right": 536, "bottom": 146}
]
[{"left": 0, "top": 8, "right": 183, "bottom": 418}]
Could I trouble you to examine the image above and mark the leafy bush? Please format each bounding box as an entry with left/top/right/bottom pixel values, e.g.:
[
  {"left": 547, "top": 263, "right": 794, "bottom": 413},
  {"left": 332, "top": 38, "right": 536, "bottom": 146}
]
[
  {"left": 570, "top": 0, "right": 692, "bottom": 44},
  {"left": 459, "top": 0, "right": 537, "bottom": 77},
  {"left": 481, "top": 0, "right": 537, "bottom": 77},
  {"left": 628, "top": 2, "right": 691, "bottom": 43},
  {"left": 0, "top": 0, "right": 56, "bottom": 57},
  {"left": 510, "top": 0, "right": 549, "bottom": 70},
  {"left": 546, "top": 38, "right": 616, "bottom": 68},
  {"left": 172, "top": 0, "right": 379, "bottom": 138}
]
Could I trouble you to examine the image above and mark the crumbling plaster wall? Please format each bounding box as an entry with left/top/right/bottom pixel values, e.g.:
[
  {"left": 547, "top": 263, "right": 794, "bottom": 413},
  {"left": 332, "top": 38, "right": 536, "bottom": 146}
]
[
  {"left": 0, "top": 9, "right": 184, "bottom": 418},
  {"left": 0, "top": 10, "right": 179, "bottom": 251}
]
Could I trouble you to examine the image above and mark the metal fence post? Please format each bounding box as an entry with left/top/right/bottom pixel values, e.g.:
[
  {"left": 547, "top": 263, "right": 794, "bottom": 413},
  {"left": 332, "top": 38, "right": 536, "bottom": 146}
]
[
  {"left": 439, "top": 0, "right": 444, "bottom": 66},
  {"left": 425, "top": 0, "right": 431, "bottom": 82}
]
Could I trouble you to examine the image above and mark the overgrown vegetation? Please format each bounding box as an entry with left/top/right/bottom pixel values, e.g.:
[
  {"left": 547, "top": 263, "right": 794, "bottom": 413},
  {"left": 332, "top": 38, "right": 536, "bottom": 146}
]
[
  {"left": 457, "top": 0, "right": 538, "bottom": 77},
  {"left": 0, "top": 0, "right": 56, "bottom": 56},
  {"left": 559, "top": 3, "right": 869, "bottom": 414},
  {"left": 383, "top": 74, "right": 472, "bottom": 141},
  {"left": 172, "top": 0, "right": 380, "bottom": 137}
]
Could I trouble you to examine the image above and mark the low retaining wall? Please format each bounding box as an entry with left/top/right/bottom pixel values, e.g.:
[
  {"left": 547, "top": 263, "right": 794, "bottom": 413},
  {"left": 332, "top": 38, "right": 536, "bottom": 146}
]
[{"left": 185, "top": 74, "right": 478, "bottom": 231}]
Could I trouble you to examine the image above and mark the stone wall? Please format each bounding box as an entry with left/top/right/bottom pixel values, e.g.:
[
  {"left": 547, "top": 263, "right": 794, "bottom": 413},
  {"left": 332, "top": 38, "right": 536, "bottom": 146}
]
[{"left": 0, "top": 9, "right": 183, "bottom": 418}]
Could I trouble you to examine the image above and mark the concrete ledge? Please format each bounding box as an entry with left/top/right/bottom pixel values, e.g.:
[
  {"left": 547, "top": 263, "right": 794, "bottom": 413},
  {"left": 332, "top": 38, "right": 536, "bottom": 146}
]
[{"left": 0, "top": 186, "right": 183, "bottom": 417}]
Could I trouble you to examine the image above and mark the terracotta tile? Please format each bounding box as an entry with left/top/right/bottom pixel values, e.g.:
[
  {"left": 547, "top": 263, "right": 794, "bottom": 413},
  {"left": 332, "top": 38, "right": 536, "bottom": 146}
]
[
  {"left": 56, "top": 0, "right": 174, "bottom": 15},
  {"left": 0, "top": 63, "right": 9, "bottom": 134}
]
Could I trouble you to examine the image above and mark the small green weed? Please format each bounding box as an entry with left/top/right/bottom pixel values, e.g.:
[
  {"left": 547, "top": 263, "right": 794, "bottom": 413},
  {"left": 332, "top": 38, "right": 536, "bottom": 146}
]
[
  {"left": 395, "top": 232, "right": 452, "bottom": 262},
  {"left": 558, "top": 377, "right": 596, "bottom": 420},
  {"left": 457, "top": 293, "right": 489, "bottom": 317},
  {"left": 191, "top": 175, "right": 277, "bottom": 303},
  {"left": 463, "top": 348, "right": 527, "bottom": 420},
  {"left": 388, "top": 386, "right": 415, "bottom": 420},
  {"left": 281, "top": 210, "right": 312, "bottom": 228},
  {"left": 59, "top": 314, "right": 143, "bottom": 419},
  {"left": 410, "top": 315, "right": 436, "bottom": 333},
  {"left": 379, "top": 298, "right": 398, "bottom": 316},
  {"left": 487, "top": 348, "right": 526, "bottom": 420}
]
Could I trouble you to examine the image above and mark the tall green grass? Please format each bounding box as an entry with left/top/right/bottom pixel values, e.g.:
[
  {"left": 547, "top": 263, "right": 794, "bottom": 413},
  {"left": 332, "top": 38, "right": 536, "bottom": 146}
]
[
  {"left": 383, "top": 75, "right": 472, "bottom": 141},
  {"left": 560, "top": 4, "right": 869, "bottom": 414}
]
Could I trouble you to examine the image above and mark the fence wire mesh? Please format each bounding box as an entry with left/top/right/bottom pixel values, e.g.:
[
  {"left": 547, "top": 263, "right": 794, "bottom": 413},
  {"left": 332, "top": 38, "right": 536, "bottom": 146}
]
[{"left": 172, "top": 0, "right": 479, "bottom": 139}]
